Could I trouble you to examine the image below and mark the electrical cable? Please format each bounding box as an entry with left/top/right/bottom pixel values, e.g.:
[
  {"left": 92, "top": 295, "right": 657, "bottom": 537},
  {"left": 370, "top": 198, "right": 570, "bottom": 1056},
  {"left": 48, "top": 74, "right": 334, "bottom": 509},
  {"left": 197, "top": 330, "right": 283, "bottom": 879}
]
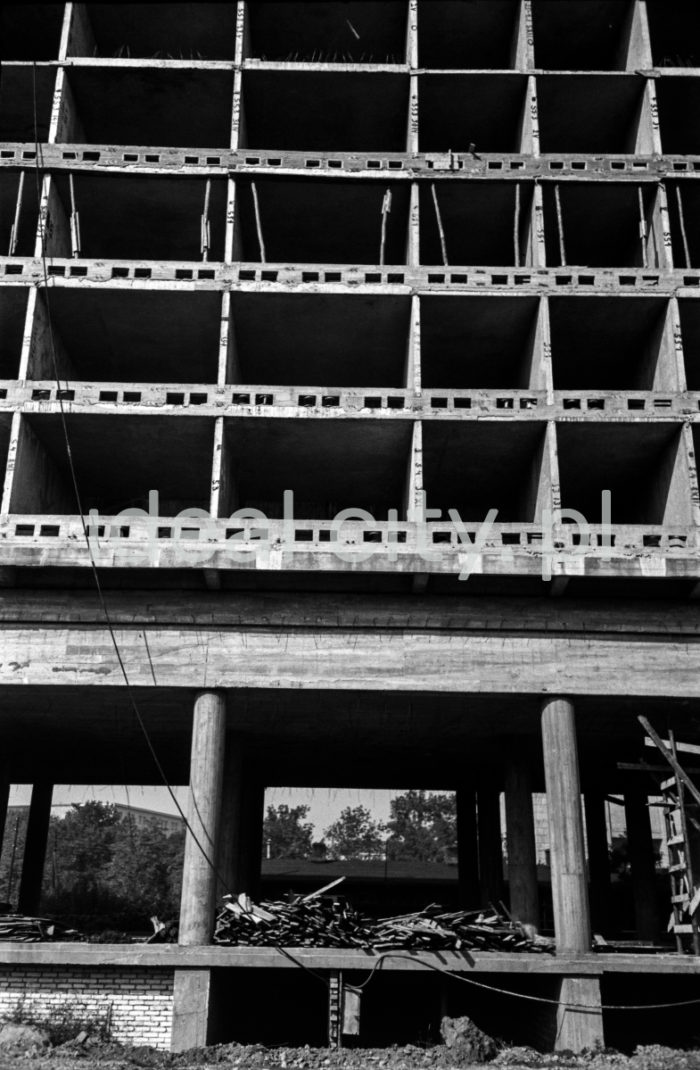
[{"left": 29, "top": 63, "right": 229, "bottom": 895}]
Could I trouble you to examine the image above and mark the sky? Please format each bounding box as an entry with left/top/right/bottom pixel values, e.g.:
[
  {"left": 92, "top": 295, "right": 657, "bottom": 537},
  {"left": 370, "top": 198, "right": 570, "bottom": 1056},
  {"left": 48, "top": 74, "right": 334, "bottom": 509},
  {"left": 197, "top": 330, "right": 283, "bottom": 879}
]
[{"left": 7, "top": 784, "right": 408, "bottom": 835}]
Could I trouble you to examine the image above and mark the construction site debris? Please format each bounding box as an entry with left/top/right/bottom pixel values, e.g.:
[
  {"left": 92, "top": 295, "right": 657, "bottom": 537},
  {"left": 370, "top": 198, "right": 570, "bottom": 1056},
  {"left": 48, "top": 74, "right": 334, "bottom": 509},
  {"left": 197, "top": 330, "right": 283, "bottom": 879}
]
[
  {"left": 0, "top": 914, "right": 81, "bottom": 942},
  {"left": 214, "top": 889, "right": 554, "bottom": 953}
]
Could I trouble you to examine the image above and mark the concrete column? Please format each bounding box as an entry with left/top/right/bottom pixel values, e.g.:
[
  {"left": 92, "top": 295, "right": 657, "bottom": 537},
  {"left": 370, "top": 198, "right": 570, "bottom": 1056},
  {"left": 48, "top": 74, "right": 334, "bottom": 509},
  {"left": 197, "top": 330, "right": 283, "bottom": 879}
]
[
  {"left": 541, "top": 698, "right": 591, "bottom": 953},
  {"left": 504, "top": 755, "right": 539, "bottom": 928},
  {"left": 17, "top": 782, "right": 53, "bottom": 915},
  {"left": 179, "top": 691, "right": 227, "bottom": 946},
  {"left": 238, "top": 779, "right": 265, "bottom": 900},
  {"left": 477, "top": 786, "right": 504, "bottom": 907},
  {"left": 624, "top": 785, "right": 659, "bottom": 942},
  {"left": 555, "top": 977, "right": 603, "bottom": 1053},
  {"left": 584, "top": 791, "right": 611, "bottom": 935},
  {"left": 456, "top": 788, "right": 479, "bottom": 908},
  {"left": 0, "top": 766, "right": 9, "bottom": 866}
]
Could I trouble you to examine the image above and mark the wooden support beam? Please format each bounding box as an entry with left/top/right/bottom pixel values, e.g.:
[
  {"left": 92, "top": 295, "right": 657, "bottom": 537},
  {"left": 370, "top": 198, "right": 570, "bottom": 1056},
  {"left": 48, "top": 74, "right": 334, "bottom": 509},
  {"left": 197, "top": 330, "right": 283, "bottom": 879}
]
[
  {"left": 477, "top": 786, "right": 504, "bottom": 908},
  {"left": 584, "top": 791, "right": 611, "bottom": 936},
  {"left": 179, "top": 692, "right": 226, "bottom": 946},
  {"left": 505, "top": 755, "right": 539, "bottom": 928},
  {"left": 456, "top": 788, "right": 480, "bottom": 909},
  {"left": 542, "top": 698, "right": 591, "bottom": 953},
  {"left": 17, "top": 783, "right": 53, "bottom": 915},
  {"left": 624, "top": 786, "right": 659, "bottom": 943}
]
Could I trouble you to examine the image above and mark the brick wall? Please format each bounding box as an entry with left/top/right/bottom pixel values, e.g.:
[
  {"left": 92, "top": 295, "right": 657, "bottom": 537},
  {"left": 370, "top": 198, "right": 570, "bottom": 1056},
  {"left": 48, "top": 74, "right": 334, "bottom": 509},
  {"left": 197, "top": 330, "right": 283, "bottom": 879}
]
[{"left": 0, "top": 966, "right": 173, "bottom": 1050}]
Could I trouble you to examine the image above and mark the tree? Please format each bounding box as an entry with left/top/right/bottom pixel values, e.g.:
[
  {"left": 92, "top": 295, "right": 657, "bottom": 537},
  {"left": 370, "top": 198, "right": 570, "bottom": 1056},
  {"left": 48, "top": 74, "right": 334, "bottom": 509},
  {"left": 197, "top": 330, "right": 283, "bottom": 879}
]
[
  {"left": 385, "top": 790, "right": 457, "bottom": 862},
  {"left": 263, "top": 804, "right": 315, "bottom": 859},
  {"left": 106, "top": 821, "right": 185, "bottom": 918},
  {"left": 324, "top": 806, "right": 385, "bottom": 860}
]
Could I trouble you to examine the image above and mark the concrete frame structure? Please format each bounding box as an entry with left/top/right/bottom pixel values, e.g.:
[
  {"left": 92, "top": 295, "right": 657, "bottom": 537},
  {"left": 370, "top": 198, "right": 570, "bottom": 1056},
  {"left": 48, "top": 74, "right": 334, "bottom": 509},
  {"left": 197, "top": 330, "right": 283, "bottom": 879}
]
[{"left": 2, "top": 0, "right": 700, "bottom": 1054}]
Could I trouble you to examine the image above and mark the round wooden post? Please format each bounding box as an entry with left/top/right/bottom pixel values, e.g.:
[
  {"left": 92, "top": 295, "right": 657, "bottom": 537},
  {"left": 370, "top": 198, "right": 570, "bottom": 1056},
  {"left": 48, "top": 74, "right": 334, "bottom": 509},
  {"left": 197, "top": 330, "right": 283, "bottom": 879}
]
[
  {"left": 179, "top": 691, "right": 227, "bottom": 946},
  {"left": 505, "top": 755, "right": 539, "bottom": 928},
  {"left": 541, "top": 698, "right": 591, "bottom": 953}
]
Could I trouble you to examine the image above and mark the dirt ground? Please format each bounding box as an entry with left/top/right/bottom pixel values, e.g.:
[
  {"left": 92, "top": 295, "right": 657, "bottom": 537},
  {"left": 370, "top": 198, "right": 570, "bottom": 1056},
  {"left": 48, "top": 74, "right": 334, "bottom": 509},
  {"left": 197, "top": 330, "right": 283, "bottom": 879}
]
[{"left": 6, "top": 1042, "right": 700, "bottom": 1070}]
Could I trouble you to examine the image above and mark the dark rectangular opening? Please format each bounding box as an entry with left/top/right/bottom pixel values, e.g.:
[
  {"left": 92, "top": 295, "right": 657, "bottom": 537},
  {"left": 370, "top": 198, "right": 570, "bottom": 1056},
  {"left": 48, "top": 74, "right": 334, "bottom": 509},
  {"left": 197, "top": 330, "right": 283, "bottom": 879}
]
[
  {"left": 646, "top": 2, "right": 700, "bottom": 68},
  {"left": 421, "top": 295, "right": 540, "bottom": 388},
  {"left": 52, "top": 173, "right": 227, "bottom": 261},
  {"left": 31, "top": 290, "right": 221, "bottom": 384},
  {"left": 531, "top": 1, "right": 633, "bottom": 71},
  {"left": 549, "top": 297, "right": 670, "bottom": 389},
  {"left": 664, "top": 182, "right": 700, "bottom": 269},
  {"left": 657, "top": 78, "right": 700, "bottom": 155},
  {"left": 0, "top": 172, "right": 38, "bottom": 257},
  {"left": 542, "top": 183, "right": 657, "bottom": 268},
  {"left": 419, "top": 182, "right": 534, "bottom": 266},
  {"left": 423, "top": 421, "right": 548, "bottom": 522},
  {"left": 242, "top": 70, "right": 409, "bottom": 152},
  {"left": 246, "top": 1, "right": 407, "bottom": 63},
  {"left": 230, "top": 293, "right": 410, "bottom": 388},
  {"left": 418, "top": 1, "right": 519, "bottom": 70},
  {"left": 558, "top": 423, "right": 690, "bottom": 524},
  {"left": 0, "top": 287, "right": 28, "bottom": 379},
  {"left": 419, "top": 74, "right": 528, "bottom": 153},
  {"left": 678, "top": 300, "right": 700, "bottom": 390},
  {"left": 2, "top": 4, "right": 64, "bottom": 59},
  {"left": 537, "top": 76, "right": 645, "bottom": 153},
  {"left": 18, "top": 414, "right": 213, "bottom": 517},
  {"left": 222, "top": 417, "right": 412, "bottom": 520},
  {"left": 0, "top": 65, "right": 54, "bottom": 142},
  {"left": 63, "top": 67, "right": 233, "bottom": 148},
  {"left": 77, "top": 3, "right": 237, "bottom": 59},
  {"left": 236, "top": 177, "right": 410, "bottom": 264}
]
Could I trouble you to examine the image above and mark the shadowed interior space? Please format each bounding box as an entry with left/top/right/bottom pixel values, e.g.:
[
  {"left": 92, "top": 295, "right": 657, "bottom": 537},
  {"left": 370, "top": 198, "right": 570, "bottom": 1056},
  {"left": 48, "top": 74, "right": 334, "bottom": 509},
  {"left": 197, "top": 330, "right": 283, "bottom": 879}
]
[
  {"left": 557, "top": 423, "right": 691, "bottom": 525},
  {"left": 235, "top": 177, "right": 410, "bottom": 264},
  {"left": 62, "top": 67, "right": 234, "bottom": 148},
  {"left": 0, "top": 415, "right": 11, "bottom": 480},
  {"left": 667, "top": 182, "right": 700, "bottom": 270},
  {"left": 418, "top": 74, "right": 528, "bottom": 153},
  {"left": 0, "top": 65, "right": 54, "bottom": 142},
  {"left": 422, "top": 421, "right": 548, "bottom": 522},
  {"left": 0, "top": 172, "right": 40, "bottom": 257},
  {"left": 419, "top": 181, "right": 534, "bottom": 266},
  {"left": 656, "top": 78, "right": 700, "bottom": 155},
  {"left": 420, "top": 295, "right": 540, "bottom": 389},
  {"left": 678, "top": 300, "right": 700, "bottom": 390},
  {"left": 241, "top": 70, "right": 409, "bottom": 152},
  {"left": 245, "top": 1, "right": 408, "bottom": 63},
  {"left": 418, "top": 1, "right": 519, "bottom": 70},
  {"left": 51, "top": 173, "right": 227, "bottom": 260},
  {"left": 229, "top": 293, "right": 410, "bottom": 387},
  {"left": 222, "top": 417, "right": 412, "bottom": 520},
  {"left": 2, "top": 4, "right": 64, "bottom": 60},
  {"left": 13, "top": 414, "right": 214, "bottom": 516},
  {"left": 542, "top": 183, "right": 656, "bottom": 268},
  {"left": 71, "top": 3, "right": 238, "bottom": 59},
  {"left": 0, "top": 287, "right": 28, "bottom": 379},
  {"left": 646, "top": 1, "right": 700, "bottom": 68},
  {"left": 548, "top": 297, "right": 671, "bottom": 390},
  {"left": 531, "top": 1, "right": 633, "bottom": 71},
  {"left": 29, "top": 290, "right": 222, "bottom": 383},
  {"left": 537, "top": 76, "right": 645, "bottom": 153}
]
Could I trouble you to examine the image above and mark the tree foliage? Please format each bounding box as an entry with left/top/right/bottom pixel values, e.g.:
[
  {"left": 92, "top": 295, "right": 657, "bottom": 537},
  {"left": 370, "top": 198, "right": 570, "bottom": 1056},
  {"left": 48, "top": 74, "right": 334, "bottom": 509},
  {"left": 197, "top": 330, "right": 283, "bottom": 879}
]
[
  {"left": 323, "top": 805, "right": 385, "bottom": 860},
  {"left": 263, "top": 804, "right": 315, "bottom": 859},
  {"left": 385, "top": 790, "right": 457, "bottom": 862}
]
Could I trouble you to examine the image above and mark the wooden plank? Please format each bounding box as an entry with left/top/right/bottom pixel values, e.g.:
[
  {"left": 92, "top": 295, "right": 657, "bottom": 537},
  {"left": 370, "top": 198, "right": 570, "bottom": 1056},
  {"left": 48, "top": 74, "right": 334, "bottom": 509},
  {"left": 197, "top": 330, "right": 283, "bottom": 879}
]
[
  {"left": 646, "top": 737, "right": 700, "bottom": 756},
  {"left": 639, "top": 717, "right": 700, "bottom": 809}
]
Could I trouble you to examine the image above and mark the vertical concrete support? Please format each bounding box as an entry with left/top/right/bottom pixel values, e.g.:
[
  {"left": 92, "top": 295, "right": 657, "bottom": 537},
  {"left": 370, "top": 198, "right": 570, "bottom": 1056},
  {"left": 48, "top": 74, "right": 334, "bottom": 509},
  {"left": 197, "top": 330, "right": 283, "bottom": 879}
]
[
  {"left": 172, "top": 969, "right": 215, "bottom": 1052},
  {"left": 622, "top": 0, "right": 653, "bottom": 70},
  {"left": 555, "top": 977, "right": 603, "bottom": 1053},
  {"left": 238, "top": 779, "right": 265, "bottom": 899},
  {"left": 17, "top": 783, "right": 53, "bottom": 915},
  {"left": 0, "top": 768, "right": 9, "bottom": 866},
  {"left": 512, "top": 0, "right": 534, "bottom": 70},
  {"left": 504, "top": 755, "right": 539, "bottom": 928},
  {"left": 456, "top": 788, "right": 479, "bottom": 907},
  {"left": 217, "top": 742, "right": 243, "bottom": 898},
  {"left": 624, "top": 786, "right": 659, "bottom": 942},
  {"left": 584, "top": 791, "right": 611, "bottom": 935},
  {"left": 541, "top": 698, "right": 591, "bottom": 953},
  {"left": 179, "top": 691, "right": 227, "bottom": 946},
  {"left": 477, "top": 787, "right": 504, "bottom": 907}
]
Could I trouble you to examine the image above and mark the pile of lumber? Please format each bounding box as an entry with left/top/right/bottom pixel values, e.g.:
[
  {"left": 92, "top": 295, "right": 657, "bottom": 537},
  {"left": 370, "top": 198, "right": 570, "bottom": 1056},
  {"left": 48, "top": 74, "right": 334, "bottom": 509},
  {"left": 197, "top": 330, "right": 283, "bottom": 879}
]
[
  {"left": 0, "top": 914, "right": 80, "bottom": 942},
  {"left": 214, "top": 883, "right": 552, "bottom": 954}
]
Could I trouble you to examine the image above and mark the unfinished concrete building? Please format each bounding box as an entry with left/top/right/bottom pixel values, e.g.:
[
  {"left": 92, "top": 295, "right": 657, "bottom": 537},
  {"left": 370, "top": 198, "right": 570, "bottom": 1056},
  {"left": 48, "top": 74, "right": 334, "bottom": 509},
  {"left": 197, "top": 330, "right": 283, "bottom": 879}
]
[{"left": 1, "top": 0, "right": 700, "bottom": 1054}]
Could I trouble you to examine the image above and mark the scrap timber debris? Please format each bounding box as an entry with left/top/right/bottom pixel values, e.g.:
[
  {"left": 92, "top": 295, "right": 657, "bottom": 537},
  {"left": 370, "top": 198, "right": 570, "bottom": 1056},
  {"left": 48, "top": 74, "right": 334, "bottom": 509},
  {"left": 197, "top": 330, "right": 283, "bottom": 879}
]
[
  {"left": 214, "top": 882, "right": 553, "bottom": 954},
  {"left": 0, "top": 914, "right": 80, "bottom": 942}
]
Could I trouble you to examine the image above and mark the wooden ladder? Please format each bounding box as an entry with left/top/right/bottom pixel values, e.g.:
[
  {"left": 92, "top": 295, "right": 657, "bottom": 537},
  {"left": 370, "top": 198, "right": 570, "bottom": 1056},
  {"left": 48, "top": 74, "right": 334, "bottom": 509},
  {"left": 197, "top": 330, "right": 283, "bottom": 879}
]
[{"left": 639, "top": 717, "right": 700, "bottom": 954}]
